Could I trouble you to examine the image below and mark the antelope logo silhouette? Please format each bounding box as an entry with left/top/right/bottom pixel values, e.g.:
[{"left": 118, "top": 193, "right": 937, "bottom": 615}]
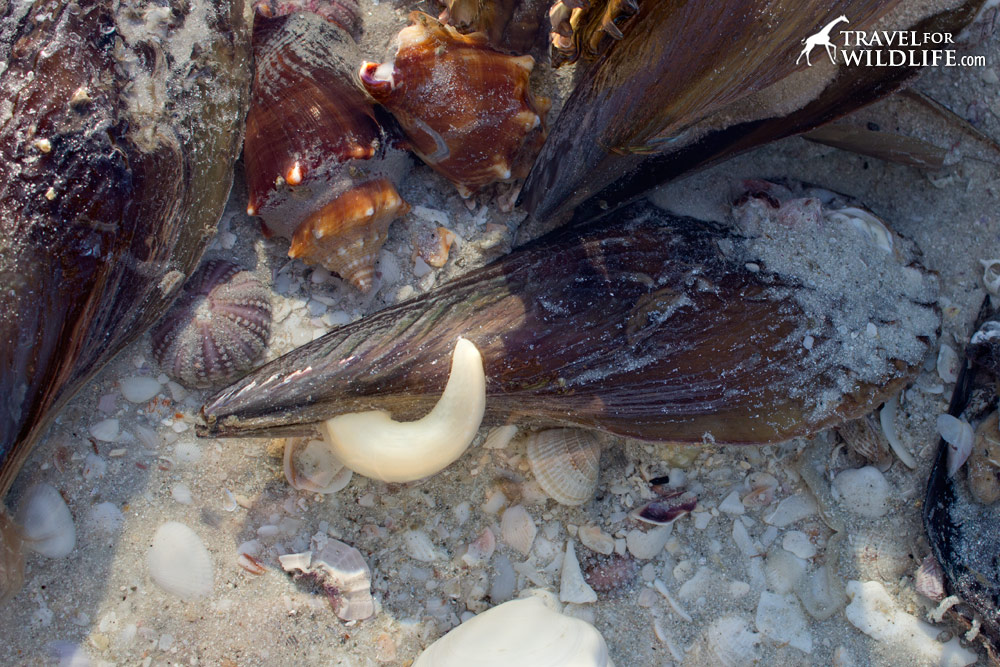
[{"left": 797, "top": 15, "right": 850, "bottom": 66}]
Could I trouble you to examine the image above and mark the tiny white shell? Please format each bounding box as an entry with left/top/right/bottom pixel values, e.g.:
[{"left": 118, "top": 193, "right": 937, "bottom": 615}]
[
  {"left": 403, "top": 530, "right": 445, "bottom": 562},
  {"left": 698, "top": 616, "right": 761, "bottom": 667},
  {"left": 560, "top": 541, "right": 597, "bottom": 604},
  {"left": 413, "top": 597, "right": 613, "bottom": 666},
  {"left": 119, "top": 376, "right": 162, "bottom": 403},
  {"left": 16, "top": 483, "right": 76, "bottom": 558},
  {"left": 525, "top": 429, "right": 601, "bottom": 506},
  {"left": 89, "top": 418, "right": 120, "bottom": 443},
  {"left": 500, "top": 505, "right": 536, "bottom": 556},
  {"left": 147, "top": 522, "right": 214, "bottom": 601},
  {"left": 283, "top": 437, "right": 352, "bottom": 494},
  {"left": 577, "top": 525, "right": 614, "bottom": 556},
  {"left": 461, "top": 528, "right": 496, "bottom": 567}
]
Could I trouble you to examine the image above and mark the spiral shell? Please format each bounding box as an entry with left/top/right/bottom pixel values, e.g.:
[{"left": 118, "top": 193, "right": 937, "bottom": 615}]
[
  {"left": 360, "top": 12, "right": 549, "bottom": 198},
  {"left": 525, "top": 429, "right": 601, "bottom": 506},
  {"left": 151, "top": 260, "right": 271, "bottom": 389},
  {"left": 244, "top": 2, "right": 410, "bottom": 292}
]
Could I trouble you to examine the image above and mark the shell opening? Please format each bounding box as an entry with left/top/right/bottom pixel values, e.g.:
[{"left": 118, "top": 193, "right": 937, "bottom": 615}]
[{"left": 320, "top": 338, "right": 486, "bottom": 482}]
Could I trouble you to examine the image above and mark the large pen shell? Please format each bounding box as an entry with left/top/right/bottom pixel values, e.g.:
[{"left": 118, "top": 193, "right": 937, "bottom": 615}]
[{"left": 201, "top": 196, "right": 938, "bottom": 446}]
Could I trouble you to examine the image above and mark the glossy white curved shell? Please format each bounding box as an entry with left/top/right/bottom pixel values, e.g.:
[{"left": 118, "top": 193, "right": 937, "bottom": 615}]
[
  {"left": 413, "top": 596, "right": 614, "bottom": 666},
  {"left": 525, "top": 429, "right": 601, "bottom": 506},
  {"left": 147, "top": 522, "right": 214, "bottom": 601}
]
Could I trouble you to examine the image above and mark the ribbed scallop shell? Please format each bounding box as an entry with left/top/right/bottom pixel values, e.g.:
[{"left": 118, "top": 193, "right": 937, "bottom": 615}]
[
  {"left": 360, "top": 11, "right": 549, "bottom": 198},
  {"left": 244, "top": 3, "right": 410, "bottom": 292},
  {"left": 525, "top": 429, "right": 600, "bottom": 506},
  {"left": 147, "top": 522, "right": 214, "bottom": 601},
  {"left": 151, "top": 260, "right": 271, "bottom": 389},
  {"left": 836, "top": 413, "right": 892, "bottom": 469}
]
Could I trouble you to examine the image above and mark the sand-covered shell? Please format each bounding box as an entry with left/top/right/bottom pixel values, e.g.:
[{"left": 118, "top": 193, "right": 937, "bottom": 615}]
[
  {"left": 147, "top": 522, "right": 214, "bottom": 601},
  {"left": 282, "top": 437, "right": 352, "bottom": 494},
  {"left": 836, "top": 413, "right": 892, "bottom": 470},
  {"left": 413, "top": 596, "right": 613, "bottom": 666},
  {"left": 151, "top": 260, "right": 271, "bottom": 389},
  {"left": 14, "top": 484, "right": 75, "bottom": 559},
  {"left": 359, "top": 12, "right": 549, "bottom": 198},
  {"left": 525, "top": 429, "right": 600, "bottom": 506},
  {"left": 244, "top": 1, "right": 410, "bottom": 292},
  {"left": 279, "top": 538, "right": 374, "bottom": 621}
]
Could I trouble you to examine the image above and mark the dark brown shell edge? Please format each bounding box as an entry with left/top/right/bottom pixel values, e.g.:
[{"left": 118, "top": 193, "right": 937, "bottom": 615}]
[
  {"left": 199, "top": 199, "right": 935, "bottom": 444},
  {"left": 521, "top": 0, "right": 987, "bottom": 224},
  {"left": 0, "top": 2, "right": 252, "bottom": 500}
]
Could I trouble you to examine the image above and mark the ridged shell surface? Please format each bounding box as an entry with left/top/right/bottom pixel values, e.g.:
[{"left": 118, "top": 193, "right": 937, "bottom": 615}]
[
  {"left": 151, "top": 261, "right": 271, "bottom": 389},
  {"left": 360, "top": 12, "right": 548, "bottom": 198},
  {"left": 413, "top": 596, "right": 613, "bottom": 666},
  {"left": 147, "top": 522, "right": 214, "bottom": 601},
  {"left": 245, "top": 4, "right": 410, "bottom": 292},
  {"left": 526, "top": 429, "right": 601, "bottom": 506}
]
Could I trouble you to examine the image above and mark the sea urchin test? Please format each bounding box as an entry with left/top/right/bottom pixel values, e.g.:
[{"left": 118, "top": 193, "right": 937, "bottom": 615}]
[
  {"left": 200, "top": 193, "right": 938, "bottom": 449},
  {"left": 320, "top": 338, "right": 485, "bottom": 483}
]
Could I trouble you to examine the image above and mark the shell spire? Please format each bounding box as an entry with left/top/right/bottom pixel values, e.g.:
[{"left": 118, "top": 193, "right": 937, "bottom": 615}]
[
  {"left": 244, "top": 2, "right": 410, "bottom": 292},
  {"left": 359, "top": 11, "right": 549, "bottom": 198}
]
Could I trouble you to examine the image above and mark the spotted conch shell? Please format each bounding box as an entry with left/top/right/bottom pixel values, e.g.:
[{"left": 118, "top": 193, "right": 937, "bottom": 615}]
[
  {"left": 359, "top": 11, "right": 549, "bottom": 198},
  {"left": 244, "top": 1, "right": 410, "bottom": 292}
]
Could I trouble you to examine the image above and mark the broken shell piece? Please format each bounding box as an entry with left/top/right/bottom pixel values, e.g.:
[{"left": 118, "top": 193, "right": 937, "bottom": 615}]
[
  {"left": 462, "top": 528, "right": 496, "bottom": 567},
  {"left": 147, "top": 522, "right": 214, "bottom": 601},
  {"left": 320, "top": 337, "right": 485, "bottom": 482},
  {"left": 282, "top": 437, "right": 353, "bottom": 494},
  {"left": 279, "top": 539, "right": 375, "bottom": 621},
  {"left": 937, "top": 414, "right": 974, "bottom": 477},
  {"left": 525, "top": 429, "right": 601, "bottom": 506},
  {"left": 15, "top": 483, "right": 75, "bottom": 558},
  {"left": 967, "top": 412, "right": 1000, "bottom": 504},
  {"left": 404, "top": 530, "right": 446, "bottom": 563},
  {"left": 578, "top": 525, "right": 614, "bottom": 555},
  {"left": 981, "top": 259, "right": 1000, "bottom": 297},
  {"left": 560, "top": 541, "right": 597, "bottom": 604},
  {"left": 626, "top": 525, "right": 671, "bottom": 560},
  {"left": 415, "top": 225, "right": 459, "bottom": 268},
  {"left": 632, "top": 495, "right": 697, "bottom": 525},
  {"left": 413, "top": 596, "right": 613, "bottom": 666},
  {"left": 686, "top": 616, "right": 761, "bottom": 667},
  {"left": 500, "top": 504, "right": 536, "bottom": 556}
]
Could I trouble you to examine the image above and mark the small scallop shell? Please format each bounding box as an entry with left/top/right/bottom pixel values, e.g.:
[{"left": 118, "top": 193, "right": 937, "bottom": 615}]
[
  {"left": 279, "top": 538, "right": 375, "bottom": 621},
  {"left": 147, "top": 522, "right": 214, "bottom": 601},
  {"left": 525, "top": 429, "right": 601, "bottom": 506},
  {"left": 403, "top": 530, "right": 445, "bottom": 562},
  {"left": 15, "top": 483, "right": 75, "bottom": 558},
  {"left": 850, "top": 531, "right": 913, "bottom": 582},
  {"left": 413, "top": 596, "right": 613, "bottom": 666},
  {"left": 500, "top": 504, "right": 536, "bottom": 556},
  {"left": 282, "top": 437, "right": 353, "bottom": 494},
  {"left": 688, "top": 616, "right": 762, "bottom": 667}
]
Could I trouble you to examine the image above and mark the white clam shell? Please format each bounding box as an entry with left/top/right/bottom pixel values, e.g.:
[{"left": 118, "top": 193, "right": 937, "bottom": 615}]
[
  {"left": 404, "top": 530, "right": 445, "bottom": 562},
  {"left": 625, "top": 525, "right": 671, "bottom": 560},
  {"left": 15, "top": 483, "right": 75, "bottom": 558},
  {"left": 525, "top": 429, "right": 601, "bottom": 506},
  {"left": 147, "top": 522, "right": 214, "bottom": 601},
  {"left": 413, "top": 597, "right": 614, "bottom": 666},
  {"left": 119, "top": 375, "right": 162, "bottom": 403},
  {"left": 500, "top": 505, "right": 536, "bottom": 556},
  {"left": 283, "top": 437, "right": 352, "bottom": 494}
]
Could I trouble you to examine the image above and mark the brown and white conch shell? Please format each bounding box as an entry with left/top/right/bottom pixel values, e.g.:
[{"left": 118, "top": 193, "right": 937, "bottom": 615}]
[
  {"left": 244, "top": 1, "right": 411, "bottom": 292},
  {"left": 359, "top": 11, "right": 549, "bottom": 198}
]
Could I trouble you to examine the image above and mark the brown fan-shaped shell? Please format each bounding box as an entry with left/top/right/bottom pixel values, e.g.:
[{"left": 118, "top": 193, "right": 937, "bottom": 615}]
[
  {"left": 244, "top": 2, "right": 410, "bottom": 292},
  {"left": 359, "top": 11, "right": 549, "bottom": 198}
]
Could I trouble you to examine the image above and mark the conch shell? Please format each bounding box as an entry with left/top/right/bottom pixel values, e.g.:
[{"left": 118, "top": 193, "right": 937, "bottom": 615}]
[
  {"left": 523, "top": 0, "right": 988, "bottom": 223},
  {"left": 0, "top": 0, "right": 251, "bottom": 601},
  {"left": 360, "top": 12, "right": 549, "bottom": 199},
  {"left": 244, "top": 1, "right": 411, "bottom": 292},
  {"left": 201, "top": 189, "right": 938, "bottom": 449}
]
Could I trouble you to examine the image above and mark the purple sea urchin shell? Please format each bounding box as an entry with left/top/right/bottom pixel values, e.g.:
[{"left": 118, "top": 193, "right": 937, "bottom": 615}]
[{"left": 152, "top": 261, "right": 271, "bottom": 389}]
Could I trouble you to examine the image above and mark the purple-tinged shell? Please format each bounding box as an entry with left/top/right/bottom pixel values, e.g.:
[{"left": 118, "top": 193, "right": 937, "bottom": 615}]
[
  {"left": 152, "top": 261, "right": 271, "bottom": 389},
  {"left": 632, "top": 496, "right": 697, "bottom": 526},
  {"left": 582, "top": 553, "right": 638, "bottom": 594}
]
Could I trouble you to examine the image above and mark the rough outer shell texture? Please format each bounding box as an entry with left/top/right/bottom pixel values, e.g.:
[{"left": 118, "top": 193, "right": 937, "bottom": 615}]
[
  {"left": 525, "top": 429, "right": 601, "bottom": 506},
  {"left": 413, "top": 596, "right": 613, "bottom": 666},
  {"left": 360, "top": 11, "right": 549, "bottom": 198},
  {"left": 151, "top": 260, "right": 271, "bottom": 389},
  {"left": 244, "top": 4, "right": 410, "bottom": 292}
]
